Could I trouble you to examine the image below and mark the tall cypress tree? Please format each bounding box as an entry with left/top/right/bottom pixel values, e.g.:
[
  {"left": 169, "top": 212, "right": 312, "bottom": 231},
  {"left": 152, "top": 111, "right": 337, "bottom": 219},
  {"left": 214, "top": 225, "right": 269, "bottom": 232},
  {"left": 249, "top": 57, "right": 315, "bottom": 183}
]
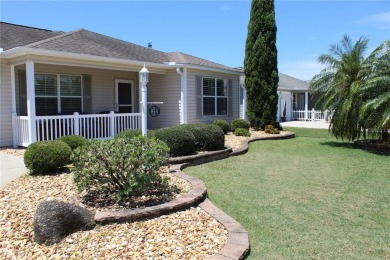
[{"left": 244, "top": 0, "right": 278, "bottom": 127}]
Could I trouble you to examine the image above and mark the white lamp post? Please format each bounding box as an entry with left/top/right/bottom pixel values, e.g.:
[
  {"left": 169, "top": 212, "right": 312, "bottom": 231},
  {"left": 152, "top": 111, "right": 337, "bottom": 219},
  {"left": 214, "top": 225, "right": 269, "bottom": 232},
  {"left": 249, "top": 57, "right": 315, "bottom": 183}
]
[{"left": 139, "top": 65, "right": 149, "bottom": 136}]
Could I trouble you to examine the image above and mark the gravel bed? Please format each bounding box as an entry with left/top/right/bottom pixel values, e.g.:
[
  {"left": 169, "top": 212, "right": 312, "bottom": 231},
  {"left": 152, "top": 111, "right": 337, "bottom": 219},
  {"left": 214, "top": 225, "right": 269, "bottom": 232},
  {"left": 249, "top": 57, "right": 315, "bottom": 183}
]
[
  {"left": 0, "top": 171, "right": 227, "bottom": 259},
  {"left": 225, "top": 129, "right": 292, "bottom": 150}
]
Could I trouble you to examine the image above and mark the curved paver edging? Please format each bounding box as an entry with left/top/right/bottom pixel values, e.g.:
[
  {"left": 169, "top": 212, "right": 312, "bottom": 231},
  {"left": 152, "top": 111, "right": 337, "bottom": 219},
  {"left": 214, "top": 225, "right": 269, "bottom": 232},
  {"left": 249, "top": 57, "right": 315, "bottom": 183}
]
[
  {"left": 169, "top": 147, "right": 232, "bottom": 165},
  {"left": 94, "top": 163, "right": 207, "bottom": 224},
  {"left": 230, "top": 132, "right": 295, "bottom": 156}
]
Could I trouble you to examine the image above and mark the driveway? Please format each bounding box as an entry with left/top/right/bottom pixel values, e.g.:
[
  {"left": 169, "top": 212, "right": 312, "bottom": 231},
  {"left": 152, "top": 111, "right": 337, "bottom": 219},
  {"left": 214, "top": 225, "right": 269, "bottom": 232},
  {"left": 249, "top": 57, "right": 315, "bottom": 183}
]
[
  {"left": 281, "top": 121, "right": 330, "bottom": 129},
  {"left": 0, "top": 153, "right": 27, "bottom": 188}
]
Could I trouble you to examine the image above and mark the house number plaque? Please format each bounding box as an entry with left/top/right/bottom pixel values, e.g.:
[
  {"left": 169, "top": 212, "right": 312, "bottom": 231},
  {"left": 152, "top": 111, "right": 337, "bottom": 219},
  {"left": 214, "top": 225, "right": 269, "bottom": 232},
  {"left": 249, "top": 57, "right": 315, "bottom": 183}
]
[{"left": 148, "top": 105, "right": 160, "bottom": 117}]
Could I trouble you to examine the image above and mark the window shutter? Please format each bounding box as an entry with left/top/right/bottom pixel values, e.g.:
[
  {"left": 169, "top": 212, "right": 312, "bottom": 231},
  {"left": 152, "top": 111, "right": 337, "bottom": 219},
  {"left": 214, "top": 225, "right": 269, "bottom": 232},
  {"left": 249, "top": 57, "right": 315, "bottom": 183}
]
[
  {"left": 228, "top": 79, "right": 233, "bottom": 117},
  {"left": 83, "top": 75, "right": 92, "bottom": 113},
  {"left": 19, "top": 70, "right": 27, "bottom": 116},
  {"left": 196, "top": 75, "right": 202, "bottom": 119}
]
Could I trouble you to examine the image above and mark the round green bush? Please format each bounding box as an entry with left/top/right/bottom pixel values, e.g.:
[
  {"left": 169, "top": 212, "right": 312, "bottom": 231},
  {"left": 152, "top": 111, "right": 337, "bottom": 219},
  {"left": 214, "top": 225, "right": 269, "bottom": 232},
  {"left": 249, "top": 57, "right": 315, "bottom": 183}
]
[
  {"left": 150, "top": 127, "right": 196, "bottom": 157},
  {"left": 231, "top": 119, "right": 251, "bottom": 131},
  {"left": 57, "top": 135, "right": 88, "bottom": 150},
  {"left": 115, "top": 129, "right": 142, "bottom": 140},
  {"left": 212, "top": 120, "right": 230, "bottom": 134},
  {"left": 24, "top": 140, "right": 72, "bottom": 175},
  {"left": 73, "top": 136, "right": 170, "bottom": 201},
  {"left": 178, "top": 124, "right": 225, "bottom": 151},
  {"left": 234, "top": 128, "right": 251, "bottom": 137}
]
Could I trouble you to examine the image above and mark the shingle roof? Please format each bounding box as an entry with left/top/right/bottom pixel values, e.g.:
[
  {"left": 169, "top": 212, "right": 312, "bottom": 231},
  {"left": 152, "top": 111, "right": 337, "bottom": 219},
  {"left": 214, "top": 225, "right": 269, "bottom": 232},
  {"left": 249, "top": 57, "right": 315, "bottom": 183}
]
[
  {"left": 166, "top": 52, "right": 241, "bottom": 71},
  {"left": 1, "top": 22, "right": 240, "bottom": 72},
  {"left": 0, "top": 22, "right": 63, "bottom": 51},
  {"left": 278, "top": 73, "right": 309, "bottom": 91},
  {"left": 28, "top": 29, "right": 169, "bottom": 64}
]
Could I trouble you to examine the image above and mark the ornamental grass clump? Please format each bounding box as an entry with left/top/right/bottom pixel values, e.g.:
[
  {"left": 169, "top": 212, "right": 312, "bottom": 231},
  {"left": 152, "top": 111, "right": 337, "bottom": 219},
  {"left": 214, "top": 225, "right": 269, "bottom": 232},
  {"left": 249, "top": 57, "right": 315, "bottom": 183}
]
[
  {"left": 24, "top": 140, "right": 72, "bottom": 175},
  {"left": 72, "top": 136, "right": 170, "bottom": 202}
]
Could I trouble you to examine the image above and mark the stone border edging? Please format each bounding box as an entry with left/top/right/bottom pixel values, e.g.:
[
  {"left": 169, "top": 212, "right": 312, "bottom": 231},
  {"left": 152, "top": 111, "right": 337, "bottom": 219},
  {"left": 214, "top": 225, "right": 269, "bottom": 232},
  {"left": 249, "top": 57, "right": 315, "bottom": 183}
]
[
  {"left": 200, "top": 199, "right": 250, "bottom": 260},
  {"left": 230, "top": 132, "right": 295, "bottom": 156},
  {"left": 169, "top": 147, "right": 232, "bottom": 165},
  {"left": 94, "top": 163, "right": 207, "bottom": 224}
]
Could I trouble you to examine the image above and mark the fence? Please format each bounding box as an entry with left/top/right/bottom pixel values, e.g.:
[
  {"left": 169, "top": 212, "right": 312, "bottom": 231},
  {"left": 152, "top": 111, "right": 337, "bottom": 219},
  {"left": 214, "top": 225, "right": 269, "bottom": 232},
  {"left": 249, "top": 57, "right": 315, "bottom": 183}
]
[
  {"left": 13, "top": 112, "right": 141, "bottom": 147},
  {"left": 292, "top": 109, "right": 331, "bottom": 122}
]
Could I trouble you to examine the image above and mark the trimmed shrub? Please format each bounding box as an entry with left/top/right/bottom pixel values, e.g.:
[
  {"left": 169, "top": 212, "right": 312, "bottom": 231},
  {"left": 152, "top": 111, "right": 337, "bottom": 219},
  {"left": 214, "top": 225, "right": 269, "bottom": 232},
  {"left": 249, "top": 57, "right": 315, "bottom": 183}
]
[
  {"left": 231, "top": 119, "right": 251, "bottom": 131},
  {"left": 273, "top": 122, "right": 283, "bottom": 131},
  {"left": 212, "top": 120, "right": 230, "bottom": 134},
  {"left": 270, "top": 128, "right": 280, "bottom": 134},
  {"left": 24, "top": 140, "right": 72, "bottom": 175},
  {"left": 57, "top": 135, "right": 88, "bottom": 150},
  {"left": 234, "top": 128, "right": 251, "bottom": 137},
  {"left": 178, "top": 124, "right": 225, "bottom": 151},
  {"left": 72, "top": 136, "right": 170, "bottom": 201},
  {"left": 150, "top": 127, "right": 196, "bottom": 157},
  {"left": 115, "top": 129, "right": 142, "bottom": 140}
]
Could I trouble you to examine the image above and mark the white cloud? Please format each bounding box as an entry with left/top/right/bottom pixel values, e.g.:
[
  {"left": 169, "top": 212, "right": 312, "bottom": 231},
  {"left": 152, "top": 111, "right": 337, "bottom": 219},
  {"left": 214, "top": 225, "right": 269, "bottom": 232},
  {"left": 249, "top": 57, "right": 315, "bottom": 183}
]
[
  {"left": 353, "top": 11, "right": 390, "bottom": 29},
  {"left": 278, "top": 60, "right": 326, "bottom": 81}
]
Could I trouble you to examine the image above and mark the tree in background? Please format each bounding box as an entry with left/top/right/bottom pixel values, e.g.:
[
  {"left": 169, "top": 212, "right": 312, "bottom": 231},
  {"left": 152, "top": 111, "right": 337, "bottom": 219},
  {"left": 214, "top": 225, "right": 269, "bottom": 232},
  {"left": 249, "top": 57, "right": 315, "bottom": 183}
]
[
  {"left": 310, "top": 35, "right": 369, "bottom": 141},
  {"left": 359, "top": 40, "right": 390, "bottom": 141},
  {"left": 244, "top": 0, "right": 278, "bottom": 128},
  {"left": 310, "top": 35, "right": 390, "bottom": 141}
]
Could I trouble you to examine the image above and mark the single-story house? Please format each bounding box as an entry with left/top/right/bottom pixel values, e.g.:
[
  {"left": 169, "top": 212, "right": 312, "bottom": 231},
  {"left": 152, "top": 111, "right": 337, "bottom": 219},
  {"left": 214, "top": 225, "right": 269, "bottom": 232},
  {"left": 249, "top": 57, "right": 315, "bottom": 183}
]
[{"left": 0, "top": 22, "right": 244, "bottom": 147}]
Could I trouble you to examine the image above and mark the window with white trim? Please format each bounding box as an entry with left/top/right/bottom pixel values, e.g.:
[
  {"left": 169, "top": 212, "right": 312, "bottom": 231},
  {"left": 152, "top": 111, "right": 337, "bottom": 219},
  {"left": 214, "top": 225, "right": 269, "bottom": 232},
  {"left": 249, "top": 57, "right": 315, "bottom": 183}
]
[
  {"left": 35, "top": 74, "right": 82, "bottom": 116},
  {"left": 203, "top": 78, "right": 228, "bottom": 116}
]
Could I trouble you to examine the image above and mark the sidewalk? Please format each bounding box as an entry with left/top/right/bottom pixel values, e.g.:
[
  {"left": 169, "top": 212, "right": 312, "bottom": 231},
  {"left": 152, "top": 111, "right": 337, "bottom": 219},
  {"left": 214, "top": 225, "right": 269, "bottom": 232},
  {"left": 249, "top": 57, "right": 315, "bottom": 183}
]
[
  {"left": 281, "top": 121, "right": 330, "bottom": 129},
  {"left": 0, "top": 153, "right": 27, "bottom": 188}
]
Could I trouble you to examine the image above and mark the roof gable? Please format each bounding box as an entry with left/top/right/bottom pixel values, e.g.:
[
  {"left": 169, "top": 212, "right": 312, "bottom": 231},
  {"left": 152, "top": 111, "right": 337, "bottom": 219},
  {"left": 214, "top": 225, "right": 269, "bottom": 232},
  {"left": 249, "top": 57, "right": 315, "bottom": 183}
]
[
  {"left": 278, "top": 73, "right": 309, "bottom": 91},
  {"left": 0, "top": 22, "right": 63, "bottom": 51}
]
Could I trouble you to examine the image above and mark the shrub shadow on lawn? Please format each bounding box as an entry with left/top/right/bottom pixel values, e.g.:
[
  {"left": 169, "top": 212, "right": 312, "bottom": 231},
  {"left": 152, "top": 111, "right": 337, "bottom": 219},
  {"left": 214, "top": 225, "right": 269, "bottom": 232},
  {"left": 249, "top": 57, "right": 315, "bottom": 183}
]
[{"left": 320, "top": 141, "right": 390, "bottom": 156}]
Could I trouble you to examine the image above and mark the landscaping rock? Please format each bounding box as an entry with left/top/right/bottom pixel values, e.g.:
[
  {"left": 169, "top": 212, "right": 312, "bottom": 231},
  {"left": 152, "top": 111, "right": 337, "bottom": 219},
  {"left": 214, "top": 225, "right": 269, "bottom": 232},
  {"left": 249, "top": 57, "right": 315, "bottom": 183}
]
[{"left": 34, "top": 200, "right": 95, "bottom": 245}]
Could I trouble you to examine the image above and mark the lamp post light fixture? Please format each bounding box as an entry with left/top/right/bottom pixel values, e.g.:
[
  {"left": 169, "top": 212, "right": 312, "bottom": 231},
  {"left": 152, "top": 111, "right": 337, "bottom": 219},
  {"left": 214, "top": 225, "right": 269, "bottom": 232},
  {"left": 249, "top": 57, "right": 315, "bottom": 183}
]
[{"left": 139, "top": 64, "right": 149, "bottom": 136}]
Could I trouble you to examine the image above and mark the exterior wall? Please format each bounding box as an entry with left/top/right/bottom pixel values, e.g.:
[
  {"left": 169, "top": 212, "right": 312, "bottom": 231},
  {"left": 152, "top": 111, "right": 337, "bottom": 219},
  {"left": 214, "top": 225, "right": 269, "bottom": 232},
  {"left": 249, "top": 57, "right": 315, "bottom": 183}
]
[
  {"left": 186, "top": 69, "right": 240, "bottom": 124},
  {"left": 147, "top": 70, "right": 181, "bottom": 129},
  {"left": 0, "top": 58, "right": 13, "bottom": 146},
  {"left": 17, "top": 64, "right": 140, "bottom": 114}
]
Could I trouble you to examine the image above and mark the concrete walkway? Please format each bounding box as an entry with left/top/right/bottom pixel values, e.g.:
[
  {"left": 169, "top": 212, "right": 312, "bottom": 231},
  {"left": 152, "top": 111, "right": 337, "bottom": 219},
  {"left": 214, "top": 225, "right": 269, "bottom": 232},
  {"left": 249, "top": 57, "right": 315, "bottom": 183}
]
[
  {"left": 0, "top": 153, "right": 28, "bottom": 188},
  {"left": 281, "top": 121, "right": 330, "bottom": 129}
]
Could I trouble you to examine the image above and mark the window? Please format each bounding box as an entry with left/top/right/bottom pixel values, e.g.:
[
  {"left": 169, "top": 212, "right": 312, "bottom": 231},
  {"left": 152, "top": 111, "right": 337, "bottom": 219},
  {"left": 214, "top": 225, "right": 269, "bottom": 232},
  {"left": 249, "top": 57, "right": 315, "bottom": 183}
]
[
  {"left": 203, "top": 78, "right": 228, "bottom": 116},
  {"left": 35, "top": 74, "right": 82, "bottom": 116}
]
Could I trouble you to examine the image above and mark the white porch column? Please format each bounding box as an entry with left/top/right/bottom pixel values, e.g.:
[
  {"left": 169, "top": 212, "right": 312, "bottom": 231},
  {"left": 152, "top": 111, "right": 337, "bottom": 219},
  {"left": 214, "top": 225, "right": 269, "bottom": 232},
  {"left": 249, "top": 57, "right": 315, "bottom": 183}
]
[
  {"left": 26, "top": 61, "right": 37, "bottom": 144},
  {"left": 304, "top": 92, "right": 308, "bottom": 121},
  {"left": 277, "top": 91, "right": 281, "bottom": 122},
  {"left": 11, "top": 65, "right": 17, "bottom": 147}
]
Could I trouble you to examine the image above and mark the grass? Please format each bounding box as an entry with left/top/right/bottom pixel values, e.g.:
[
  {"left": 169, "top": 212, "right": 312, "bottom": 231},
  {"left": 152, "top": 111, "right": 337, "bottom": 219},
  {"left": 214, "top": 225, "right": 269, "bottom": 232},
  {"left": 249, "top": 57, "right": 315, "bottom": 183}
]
[{"left": 184, "top": 127, "right": 390, "bottom": 259}]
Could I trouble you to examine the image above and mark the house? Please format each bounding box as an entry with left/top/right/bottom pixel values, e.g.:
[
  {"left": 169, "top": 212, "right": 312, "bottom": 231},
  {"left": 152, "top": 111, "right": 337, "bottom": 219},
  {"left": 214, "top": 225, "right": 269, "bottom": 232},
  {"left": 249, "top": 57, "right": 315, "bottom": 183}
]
[
  {"left": 0, "top": 22, "right": 243, "bottom": 147},
  {"left": 240, "top": 73, "right": 328, "bottom": 123}
]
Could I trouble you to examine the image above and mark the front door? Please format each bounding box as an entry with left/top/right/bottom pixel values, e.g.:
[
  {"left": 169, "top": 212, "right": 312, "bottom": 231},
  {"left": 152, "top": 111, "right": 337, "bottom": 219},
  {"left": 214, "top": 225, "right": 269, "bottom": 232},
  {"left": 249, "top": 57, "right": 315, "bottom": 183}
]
[{"left": 115, "top": 79, "right": 134, "bottom": 113}]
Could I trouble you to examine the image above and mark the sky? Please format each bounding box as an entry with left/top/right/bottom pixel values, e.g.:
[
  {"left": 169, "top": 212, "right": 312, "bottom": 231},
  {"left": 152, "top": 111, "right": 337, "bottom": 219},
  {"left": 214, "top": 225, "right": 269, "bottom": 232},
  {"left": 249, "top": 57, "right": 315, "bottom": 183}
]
[{"left": 1, "top": 0, "right": 389, "bottom": 80}]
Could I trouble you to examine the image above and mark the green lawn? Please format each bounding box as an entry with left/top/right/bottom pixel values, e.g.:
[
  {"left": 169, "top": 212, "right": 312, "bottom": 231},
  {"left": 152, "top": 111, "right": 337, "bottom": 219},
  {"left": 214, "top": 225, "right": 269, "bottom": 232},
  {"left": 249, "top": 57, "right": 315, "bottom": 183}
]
[{"left": 184, "top": 127, "right": 390, "bottom": 259}]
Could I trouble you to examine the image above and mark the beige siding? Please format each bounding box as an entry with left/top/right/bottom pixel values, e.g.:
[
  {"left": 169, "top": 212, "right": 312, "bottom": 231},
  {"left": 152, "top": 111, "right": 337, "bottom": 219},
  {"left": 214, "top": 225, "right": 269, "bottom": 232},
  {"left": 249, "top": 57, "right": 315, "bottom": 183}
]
[
  {"left": 0, "top": 58, "right": 13, "bottom": 146},
  {"left": 147, "top": 70, "right": 181, "bottom": 129},
  {"left": 186, "top": 69, "right": 240, "bottom": 124},
  {"left": 33, "top": 64, "right": 140, "bottom": 113}
]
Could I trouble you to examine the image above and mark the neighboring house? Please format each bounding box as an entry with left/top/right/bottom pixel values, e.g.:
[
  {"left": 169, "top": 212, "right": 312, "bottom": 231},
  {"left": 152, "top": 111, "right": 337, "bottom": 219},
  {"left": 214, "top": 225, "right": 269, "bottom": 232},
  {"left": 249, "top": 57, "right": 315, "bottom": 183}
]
[
  {"left": 0, "top": 22, "right": 243, "bottom": 147},
  {"left": 240, "top": 73, "right": 327, "bottom": 123}
]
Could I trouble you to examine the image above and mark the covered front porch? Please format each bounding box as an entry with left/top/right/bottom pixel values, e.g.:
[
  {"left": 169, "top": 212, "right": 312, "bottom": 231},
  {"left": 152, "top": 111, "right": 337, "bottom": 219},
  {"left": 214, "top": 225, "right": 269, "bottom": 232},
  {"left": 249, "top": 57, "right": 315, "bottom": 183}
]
[{"left": 10, "top": 59, "right": 169, "bottom": 147}]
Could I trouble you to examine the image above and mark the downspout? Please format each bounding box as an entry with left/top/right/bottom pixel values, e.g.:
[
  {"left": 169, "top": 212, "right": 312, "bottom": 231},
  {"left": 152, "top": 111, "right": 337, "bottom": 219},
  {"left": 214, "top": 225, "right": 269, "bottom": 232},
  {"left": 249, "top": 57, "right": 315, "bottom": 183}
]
[{"left": 176, "top": 67, "right": 187, "bottom": 124}]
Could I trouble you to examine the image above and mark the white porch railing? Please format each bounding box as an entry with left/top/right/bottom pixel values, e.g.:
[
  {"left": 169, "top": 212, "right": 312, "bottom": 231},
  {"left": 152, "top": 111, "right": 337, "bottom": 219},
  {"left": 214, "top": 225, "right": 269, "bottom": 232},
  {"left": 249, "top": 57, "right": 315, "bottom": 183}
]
[
  {"left": 292, "top": 109, "right": 331, "bottom": 122},
  {"left": 13, "top": 112, "right": 141, "bottom": 147}
]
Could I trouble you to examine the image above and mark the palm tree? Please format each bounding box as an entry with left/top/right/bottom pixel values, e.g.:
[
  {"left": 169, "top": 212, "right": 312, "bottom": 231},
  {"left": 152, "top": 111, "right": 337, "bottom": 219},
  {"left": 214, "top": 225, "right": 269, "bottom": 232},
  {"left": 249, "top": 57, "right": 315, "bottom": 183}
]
[
  {"left": 310, "top": 35, "right": 369, "bottom": 141},
  {"left": 359, "top": 40, "right": 390, "bottom": 141}
]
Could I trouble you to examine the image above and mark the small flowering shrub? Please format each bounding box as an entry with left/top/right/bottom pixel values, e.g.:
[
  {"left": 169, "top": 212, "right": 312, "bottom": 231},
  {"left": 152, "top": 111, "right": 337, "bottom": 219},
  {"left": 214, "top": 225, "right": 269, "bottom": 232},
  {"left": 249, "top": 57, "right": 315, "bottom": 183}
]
[
  {"left": 234, "top": 128, "right": 251, "bottom": 137},
  {"left": 264, "top": 125, "right": 280, "bottom": 134},
  {"left": 72, "top": 136, "right": 170, "bottom": 201}
]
